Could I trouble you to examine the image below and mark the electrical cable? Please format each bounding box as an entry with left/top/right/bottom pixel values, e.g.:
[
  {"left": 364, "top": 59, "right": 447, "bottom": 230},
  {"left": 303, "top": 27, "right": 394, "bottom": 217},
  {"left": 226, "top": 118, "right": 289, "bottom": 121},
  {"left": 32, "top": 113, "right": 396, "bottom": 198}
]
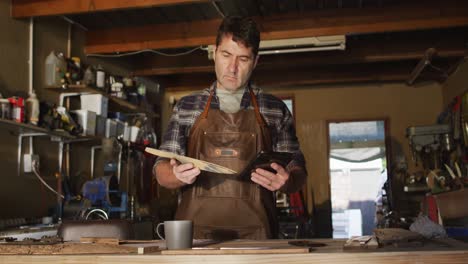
[
  {"left": 86, "top": 46, "right": 203, "bottom": 58},
  {"left": 211, "top": 1, "right": 225, "bottom": 18},
  {"left": 85, "top": 208, "right": 109, "bottom": 220},
  {"left": 32, "top": 161, "right": 64, "bottom": 199}
]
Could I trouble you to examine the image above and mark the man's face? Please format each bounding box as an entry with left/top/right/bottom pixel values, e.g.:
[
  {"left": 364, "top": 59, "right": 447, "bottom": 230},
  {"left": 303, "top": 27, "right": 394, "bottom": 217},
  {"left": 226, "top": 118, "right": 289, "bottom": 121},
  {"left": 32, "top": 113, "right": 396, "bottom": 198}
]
[{"left": 214, "top": 34, "right": 258, "bottom": 92}]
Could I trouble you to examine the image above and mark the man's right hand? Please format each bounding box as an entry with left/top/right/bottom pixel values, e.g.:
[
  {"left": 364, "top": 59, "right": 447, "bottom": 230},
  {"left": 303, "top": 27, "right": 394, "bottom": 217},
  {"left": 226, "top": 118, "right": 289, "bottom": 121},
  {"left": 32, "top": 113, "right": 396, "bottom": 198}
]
[{"left": 170, "top": 158, "right": 201, "bottom": 184}]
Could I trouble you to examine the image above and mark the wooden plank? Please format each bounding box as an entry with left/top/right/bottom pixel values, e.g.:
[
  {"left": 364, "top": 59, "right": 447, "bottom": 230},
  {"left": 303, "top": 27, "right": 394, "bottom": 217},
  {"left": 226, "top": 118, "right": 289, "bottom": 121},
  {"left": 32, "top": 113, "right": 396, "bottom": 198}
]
[
  {"left": 374, "top": 228, "right": 424, "bottom": 245},
  {"left": 11, "top": 0, "right": 210, "bottom": 18},
  {"left": 0, "top": 243, "right": 159, "bottom": 255},
  {"left": 80, "top": 237, "right": 120, "bottom": 245},
  {"left": 134, "top": 65, "right": 214, "bottom": 76},
  {"left": 343, "top": 236, "right": 379, "bottom": 251},
  {"left": 86, "top": 19, "right": 220, "bottom": 54},
  {"left": 2, "top": 251, "right": 468, "bottom": 263},
  {"left": 161, "top": 239, "right": 312, "bottom": 254},
  {"left": 158, "top": 56, "right": 459, "bottom": 91},
  {"left": 85, "top": 1, "right": 468, "bottom": 54},
  {"left": 157, "top": 61, "right": 415, "bottom": 91},
  {"left": 162, "top": 247, "right": 309, "bottom": 255}
]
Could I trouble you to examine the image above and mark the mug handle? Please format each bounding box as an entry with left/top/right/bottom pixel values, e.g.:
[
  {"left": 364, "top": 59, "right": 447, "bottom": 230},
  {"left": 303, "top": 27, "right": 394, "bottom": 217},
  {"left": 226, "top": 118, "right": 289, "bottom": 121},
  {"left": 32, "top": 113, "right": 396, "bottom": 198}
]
[{"left": 156, "top": 222, "right": 165, "bottom": 240}]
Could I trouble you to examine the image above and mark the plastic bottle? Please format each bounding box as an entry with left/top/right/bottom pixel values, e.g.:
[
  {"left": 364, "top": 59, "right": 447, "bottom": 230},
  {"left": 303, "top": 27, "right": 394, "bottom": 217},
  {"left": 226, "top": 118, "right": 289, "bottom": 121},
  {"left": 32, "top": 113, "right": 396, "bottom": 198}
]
[
  {"left": 83, "top": 66, "right": 95, "bottom": 86},
  {"left": 26, "top": 90, "right": 40, "bottom": 125}
]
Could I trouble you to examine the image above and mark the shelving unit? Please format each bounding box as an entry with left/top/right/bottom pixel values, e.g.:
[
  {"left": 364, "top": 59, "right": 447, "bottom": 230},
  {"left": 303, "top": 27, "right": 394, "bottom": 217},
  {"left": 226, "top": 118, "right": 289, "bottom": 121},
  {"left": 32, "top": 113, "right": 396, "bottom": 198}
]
[
  {"left": 0, "top": 118, "right": 101, "bottom": 178},
  {"left": 1, "top": 84, "right": 159, "bottom": 192},
  {"left": 43, "top": 84, "right": 160, "bottom": 189},
  {"left": 45, "top": 85, "right": 158, "bottom": 118}
]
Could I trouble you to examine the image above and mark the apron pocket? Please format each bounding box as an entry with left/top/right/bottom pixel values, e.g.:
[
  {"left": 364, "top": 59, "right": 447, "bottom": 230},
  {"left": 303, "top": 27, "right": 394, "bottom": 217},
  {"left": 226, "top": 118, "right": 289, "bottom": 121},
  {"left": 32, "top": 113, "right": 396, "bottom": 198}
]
[
  {"left": 200, "top": 131, "right": 257, "bottom": 174},
  {"left": 195, "top": 178, "right": 257, "bottom": 199}
]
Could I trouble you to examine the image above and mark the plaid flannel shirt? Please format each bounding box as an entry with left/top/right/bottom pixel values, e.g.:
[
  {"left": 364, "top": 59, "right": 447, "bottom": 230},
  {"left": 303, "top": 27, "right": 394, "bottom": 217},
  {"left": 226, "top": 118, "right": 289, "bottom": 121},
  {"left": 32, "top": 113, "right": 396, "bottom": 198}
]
[{"left": 156, "top": 85, "right": 306, "bottom": 169}]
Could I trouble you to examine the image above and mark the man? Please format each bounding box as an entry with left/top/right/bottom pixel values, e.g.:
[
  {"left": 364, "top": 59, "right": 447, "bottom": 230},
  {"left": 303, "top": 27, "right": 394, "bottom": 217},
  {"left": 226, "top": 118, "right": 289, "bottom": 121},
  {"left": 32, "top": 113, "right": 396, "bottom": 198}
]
[{"left": 154, "top": 16, "right": 307, "bottom": 240}]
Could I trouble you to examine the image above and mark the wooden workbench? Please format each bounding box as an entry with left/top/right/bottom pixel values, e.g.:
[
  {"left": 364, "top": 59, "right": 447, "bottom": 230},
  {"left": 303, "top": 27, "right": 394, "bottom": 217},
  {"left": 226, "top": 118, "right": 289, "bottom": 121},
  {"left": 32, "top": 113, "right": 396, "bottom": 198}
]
[{"left": 0, "top": 238, "right": 467, "bottom": 264}]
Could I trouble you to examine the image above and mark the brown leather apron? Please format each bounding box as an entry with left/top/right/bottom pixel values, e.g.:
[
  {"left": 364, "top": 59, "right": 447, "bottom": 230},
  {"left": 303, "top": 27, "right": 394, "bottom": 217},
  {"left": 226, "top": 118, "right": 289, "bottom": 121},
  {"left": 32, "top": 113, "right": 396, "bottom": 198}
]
[{"left": 174, "top": 86, "right": 277, "bottom": 240}]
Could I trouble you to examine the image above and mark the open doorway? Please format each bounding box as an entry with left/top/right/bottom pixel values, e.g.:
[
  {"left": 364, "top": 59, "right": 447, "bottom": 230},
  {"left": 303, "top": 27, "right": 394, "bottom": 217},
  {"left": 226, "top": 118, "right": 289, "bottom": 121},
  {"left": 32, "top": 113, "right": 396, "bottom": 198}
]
[{"left": 328, "top": 120, "right": 388, "bottom": 238}]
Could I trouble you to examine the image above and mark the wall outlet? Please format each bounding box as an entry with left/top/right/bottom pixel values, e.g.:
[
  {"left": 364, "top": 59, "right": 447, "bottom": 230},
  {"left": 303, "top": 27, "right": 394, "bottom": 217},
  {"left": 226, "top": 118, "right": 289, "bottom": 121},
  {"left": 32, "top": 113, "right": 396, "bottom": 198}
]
[{"left": 23, "top": 154, "right": 39, "bottom": 173}]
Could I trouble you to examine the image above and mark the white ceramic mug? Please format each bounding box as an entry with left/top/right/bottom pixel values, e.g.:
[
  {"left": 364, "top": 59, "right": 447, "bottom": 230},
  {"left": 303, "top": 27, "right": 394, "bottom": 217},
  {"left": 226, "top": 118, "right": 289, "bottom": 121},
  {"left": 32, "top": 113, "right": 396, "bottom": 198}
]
[{"left": 156, "top": 220, "right": 193, "bottom": 250}]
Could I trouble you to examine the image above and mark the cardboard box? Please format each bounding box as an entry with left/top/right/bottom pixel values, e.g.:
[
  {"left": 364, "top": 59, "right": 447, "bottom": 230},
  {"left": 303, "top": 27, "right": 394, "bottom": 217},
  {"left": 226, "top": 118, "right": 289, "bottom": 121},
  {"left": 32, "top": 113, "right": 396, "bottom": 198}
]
[
  {"left": 434, "top": 189, "right": 468, "bottom": 221},
  {"left": 80, "top": 94, "right": 108, "bottom": 117}
]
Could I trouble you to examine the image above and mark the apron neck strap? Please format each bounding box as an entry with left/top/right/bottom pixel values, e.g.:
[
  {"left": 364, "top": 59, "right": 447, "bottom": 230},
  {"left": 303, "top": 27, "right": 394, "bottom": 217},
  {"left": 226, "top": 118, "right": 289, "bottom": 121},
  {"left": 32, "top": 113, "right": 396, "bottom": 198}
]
[
  {"left": 248, "top": 88, "right": 266, "bottom": 127},
  {"left": 201, "top": 86, "right": 215, "bottom": 118}
]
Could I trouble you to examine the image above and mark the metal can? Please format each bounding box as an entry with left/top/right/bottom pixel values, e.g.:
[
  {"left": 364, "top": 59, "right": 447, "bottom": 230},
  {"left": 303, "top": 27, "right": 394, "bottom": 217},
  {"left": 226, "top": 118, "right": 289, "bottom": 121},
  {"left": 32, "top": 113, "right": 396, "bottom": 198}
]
[{"left": 8, "top": 97, "right": 24, "bottom": 123}]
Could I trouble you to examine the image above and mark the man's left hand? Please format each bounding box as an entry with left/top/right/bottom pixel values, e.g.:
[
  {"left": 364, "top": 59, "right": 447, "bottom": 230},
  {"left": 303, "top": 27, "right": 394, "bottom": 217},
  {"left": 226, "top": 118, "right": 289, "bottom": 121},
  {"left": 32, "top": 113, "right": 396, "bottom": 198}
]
[{"left": 250, "top": 163, "right": 289, "bottom": 191}]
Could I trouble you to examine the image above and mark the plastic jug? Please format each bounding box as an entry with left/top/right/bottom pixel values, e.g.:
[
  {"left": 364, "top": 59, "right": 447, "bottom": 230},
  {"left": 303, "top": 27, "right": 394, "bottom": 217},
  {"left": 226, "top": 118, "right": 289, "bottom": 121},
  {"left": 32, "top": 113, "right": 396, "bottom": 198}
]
[{"left": 45, "top": 51, "right": 66, "bottom": 86}]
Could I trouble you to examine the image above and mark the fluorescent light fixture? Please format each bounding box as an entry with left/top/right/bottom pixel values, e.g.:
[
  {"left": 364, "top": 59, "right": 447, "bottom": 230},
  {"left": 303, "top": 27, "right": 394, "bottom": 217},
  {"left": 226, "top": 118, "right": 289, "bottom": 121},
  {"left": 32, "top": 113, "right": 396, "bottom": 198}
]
[
  {"left": 259, "top": 43, "right": 345, "bottom": 55},
  {"left": 207, "top": 35, "right": 346, "bottom": 59}
]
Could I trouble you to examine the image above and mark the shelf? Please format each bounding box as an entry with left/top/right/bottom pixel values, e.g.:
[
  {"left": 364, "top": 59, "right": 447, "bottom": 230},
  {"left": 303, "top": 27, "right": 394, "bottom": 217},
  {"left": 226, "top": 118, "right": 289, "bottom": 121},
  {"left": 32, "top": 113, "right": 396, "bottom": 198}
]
[
  {"left": 0, "top": 118, "right": 75, "bottom": 139},
  {"left": 0, "top": 119, "right": 106, "bottom": 143},
  {"left": 45, "top": 84, "right": 99, "bottom": 94},
  {"left": 45, "top": 85, "right": 158, "bottom": 118}
]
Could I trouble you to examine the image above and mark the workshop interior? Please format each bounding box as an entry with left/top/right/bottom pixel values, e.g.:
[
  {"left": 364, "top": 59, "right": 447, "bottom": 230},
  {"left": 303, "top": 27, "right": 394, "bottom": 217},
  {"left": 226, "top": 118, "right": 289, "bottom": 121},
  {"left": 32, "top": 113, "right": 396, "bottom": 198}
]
[{"left": 0, "top": 0, "right": 468, "bottom": 254}]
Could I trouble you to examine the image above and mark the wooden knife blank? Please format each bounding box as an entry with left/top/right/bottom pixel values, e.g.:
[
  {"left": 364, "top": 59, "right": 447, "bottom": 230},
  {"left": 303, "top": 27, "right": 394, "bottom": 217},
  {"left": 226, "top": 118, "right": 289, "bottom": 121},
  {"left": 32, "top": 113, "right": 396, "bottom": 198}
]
[{"left": 145, "top": 147, "right": 237, "bottom": 174}]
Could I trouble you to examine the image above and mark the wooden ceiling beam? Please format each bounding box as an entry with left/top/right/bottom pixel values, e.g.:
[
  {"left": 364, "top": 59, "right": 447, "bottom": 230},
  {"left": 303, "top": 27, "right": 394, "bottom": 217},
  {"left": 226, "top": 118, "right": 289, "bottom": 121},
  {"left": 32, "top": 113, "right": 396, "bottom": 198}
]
[
  {"left": 132, "top": 30, "right": 467, "bottom": 76},
  {"left": 86, "top": 0, "right": 468, "bottom": 54},
  {"left": 159, "top": 57, "right": 459, "bottom": 91},
  {"left": 158, "top": 61, "right": 422, "bottom": 91},
  {"left": 11, "top": 0, "right": 210, "bottom": 18}
]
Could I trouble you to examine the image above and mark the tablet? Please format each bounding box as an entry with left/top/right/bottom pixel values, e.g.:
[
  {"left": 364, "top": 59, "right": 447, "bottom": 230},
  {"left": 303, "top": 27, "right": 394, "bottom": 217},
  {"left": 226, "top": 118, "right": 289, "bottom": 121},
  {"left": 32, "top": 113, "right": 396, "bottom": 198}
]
[{"left": 239, "top": 151, "right": 294, "bottom": 181}]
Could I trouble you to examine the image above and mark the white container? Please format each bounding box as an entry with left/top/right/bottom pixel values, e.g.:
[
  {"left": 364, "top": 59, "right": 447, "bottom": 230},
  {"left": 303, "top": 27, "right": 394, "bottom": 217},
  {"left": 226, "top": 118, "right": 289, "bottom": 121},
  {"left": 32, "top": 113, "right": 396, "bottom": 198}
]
[
  {"left": 123, "top": 122, "right": 130, "bottom": 142},
  {"left": 25, "top": 90, "right": 39, "bottom": 125},
  {"left": 72, "top": 110, "right": 96, "bottom": 136},
  {"left": 105, "top": 119, "right": 117, "bottom": 138},
  {"left": 96, "top": 65, "right": 105, "bottom": 88},
  {"left": 44, "top": 51, "right": 66, "bottom": 87},
  {"left": 130, "top": 126, "right": 140, "bottom": 142},
  {"left": 80, "top": 94, "right": 108, "bottom": 117}
]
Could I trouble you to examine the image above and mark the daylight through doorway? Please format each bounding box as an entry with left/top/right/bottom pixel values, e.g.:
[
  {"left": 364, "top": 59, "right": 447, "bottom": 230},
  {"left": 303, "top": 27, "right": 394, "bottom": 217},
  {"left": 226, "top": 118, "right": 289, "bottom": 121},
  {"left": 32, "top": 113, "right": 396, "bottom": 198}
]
[{"left": 328, "top": 120, "right": 387, "bottom": 238}]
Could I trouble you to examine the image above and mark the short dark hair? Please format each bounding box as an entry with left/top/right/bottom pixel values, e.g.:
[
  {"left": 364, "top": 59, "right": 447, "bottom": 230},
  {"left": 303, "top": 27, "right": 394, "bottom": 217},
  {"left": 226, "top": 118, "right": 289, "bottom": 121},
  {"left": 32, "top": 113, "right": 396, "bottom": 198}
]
[{"left": 215, "top": 16, "right": 260, "bottom": 57}]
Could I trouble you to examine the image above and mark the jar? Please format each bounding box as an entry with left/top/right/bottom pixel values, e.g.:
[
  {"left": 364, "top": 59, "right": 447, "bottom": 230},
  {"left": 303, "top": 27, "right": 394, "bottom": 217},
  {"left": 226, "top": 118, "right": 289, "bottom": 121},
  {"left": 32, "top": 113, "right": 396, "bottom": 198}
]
[{"left": 0, "top": 98, "right": 11, "bottom": 119}]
